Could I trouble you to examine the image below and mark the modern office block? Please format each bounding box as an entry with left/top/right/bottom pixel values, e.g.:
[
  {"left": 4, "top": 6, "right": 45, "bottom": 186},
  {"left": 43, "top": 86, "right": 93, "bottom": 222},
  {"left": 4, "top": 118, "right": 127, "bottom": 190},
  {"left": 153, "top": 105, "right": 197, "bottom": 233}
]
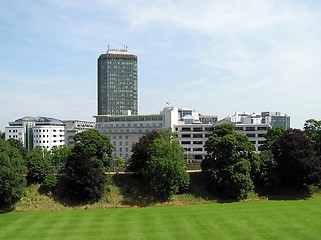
[{"left": 97, "top": 49, "right": 138, "bottom": 116}]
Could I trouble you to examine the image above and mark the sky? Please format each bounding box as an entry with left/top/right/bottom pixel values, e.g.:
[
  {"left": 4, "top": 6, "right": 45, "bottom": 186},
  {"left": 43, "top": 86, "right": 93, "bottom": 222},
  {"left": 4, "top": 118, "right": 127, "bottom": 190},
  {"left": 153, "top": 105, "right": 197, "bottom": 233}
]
[{"left": 1, "top": 0, "right": 321, "bottom": 131}]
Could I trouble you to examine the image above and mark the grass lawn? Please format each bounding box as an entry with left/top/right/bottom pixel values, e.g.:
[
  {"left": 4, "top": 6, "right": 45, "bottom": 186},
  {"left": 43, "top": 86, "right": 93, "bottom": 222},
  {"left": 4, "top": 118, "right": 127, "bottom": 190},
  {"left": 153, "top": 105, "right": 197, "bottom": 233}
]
[{"left": 1, "top": 196, "right": 321, "bottom": 240}]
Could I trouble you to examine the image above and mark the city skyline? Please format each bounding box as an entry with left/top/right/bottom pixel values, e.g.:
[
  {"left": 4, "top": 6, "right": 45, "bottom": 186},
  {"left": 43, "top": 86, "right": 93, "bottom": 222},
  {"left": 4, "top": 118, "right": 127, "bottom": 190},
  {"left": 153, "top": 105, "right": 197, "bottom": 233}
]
[{"left": 1, "top": 1, "right": 321, "bottom": 131}]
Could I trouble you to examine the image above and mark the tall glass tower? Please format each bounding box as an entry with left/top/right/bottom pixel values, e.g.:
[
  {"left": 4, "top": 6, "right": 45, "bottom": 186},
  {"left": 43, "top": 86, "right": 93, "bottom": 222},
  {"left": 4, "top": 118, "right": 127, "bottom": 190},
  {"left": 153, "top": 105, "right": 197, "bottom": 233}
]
[{"left": 98, "top": 49, "right": 138, "bottom": 116}]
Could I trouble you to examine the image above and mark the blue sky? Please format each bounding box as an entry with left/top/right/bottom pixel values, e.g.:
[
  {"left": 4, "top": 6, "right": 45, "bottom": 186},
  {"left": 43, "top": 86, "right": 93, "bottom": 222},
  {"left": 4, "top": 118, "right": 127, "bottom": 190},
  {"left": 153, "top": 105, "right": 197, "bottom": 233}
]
[{"left": 1, "top": 0, "right": 321, "bottom": 131}]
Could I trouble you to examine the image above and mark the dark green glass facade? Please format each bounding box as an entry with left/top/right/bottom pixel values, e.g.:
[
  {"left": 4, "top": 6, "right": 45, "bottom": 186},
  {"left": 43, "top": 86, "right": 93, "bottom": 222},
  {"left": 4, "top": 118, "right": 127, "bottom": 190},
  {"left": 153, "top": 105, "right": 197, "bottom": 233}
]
[{"left": 98, "top": 50, "right": 138, "bottom": 116}]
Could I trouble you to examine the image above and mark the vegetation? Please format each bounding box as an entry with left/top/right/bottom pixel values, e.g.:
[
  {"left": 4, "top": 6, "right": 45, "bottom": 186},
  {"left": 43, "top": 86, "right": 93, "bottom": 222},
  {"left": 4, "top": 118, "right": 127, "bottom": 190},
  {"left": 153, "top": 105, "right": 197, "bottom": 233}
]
[
  {"left": 0, "top": 139, "right": 27, "bottom": 209},
  {"left": 202, "top": 124, "right": 259, "bottom": 200},
  {"left": 271, "top": 129, "right": 321, "bottom": 190},
  {"left": 26, "top": 146, "right": 53, "bottom": 182},
  {"left": 130, "top": 129, "right": 189, "bottom": 199},
  {"left": 50, "top": 145, "right": 72, "bottom": 171},
  {"left": 2, "top": 195, "right": 321, "bottom": 239},
  {"left": 64, "top": 130, "right": 114, "bottom": 202},
  {"left": 127, "top": 130, "right": 160, "bottom": 173}
]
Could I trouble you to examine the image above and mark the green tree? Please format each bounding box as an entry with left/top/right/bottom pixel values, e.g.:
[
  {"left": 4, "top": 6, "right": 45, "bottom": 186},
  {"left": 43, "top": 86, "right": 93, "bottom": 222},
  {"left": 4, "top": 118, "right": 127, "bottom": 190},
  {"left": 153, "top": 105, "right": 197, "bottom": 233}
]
[
  {"left": 73, "top": 129, "right": 114, "bottom": 171},
  {"left": 201, "top": 124, "right": 258, "bottom": 200},
  {"left": 65, "top": 152, "right": 106, "bottom": 201},
  {"left": 128, "top": 130, "right": 160, "bottom": 173},
  {"left": 142, "top": 131, "right": 190, "bottom": 199},
  {"left": 304, "top": 119, "right": 321, "bottom": 156},
  {"left": 0, "top": 131, "right": 5, "bottom": 139},
  {"left": 257, "top": 127, "right": 285, "bottom": 192},
  {"left": 0, "top": 139, "right": 27, "bottom": 209},
  {"left": 272, "top": 129, "right": 321, "bottom": 190},
  {"left": 50, "top": 145, "right": 72, "bottom": 171},
  {"left": 26, "top": 147, "right": 53, "bottom": 182},
  {"left": 64, "top": 130, "right": 113, "bottom": 201},
  {"left": 7, "top": 138, "right": 27, "bottom": 158}
]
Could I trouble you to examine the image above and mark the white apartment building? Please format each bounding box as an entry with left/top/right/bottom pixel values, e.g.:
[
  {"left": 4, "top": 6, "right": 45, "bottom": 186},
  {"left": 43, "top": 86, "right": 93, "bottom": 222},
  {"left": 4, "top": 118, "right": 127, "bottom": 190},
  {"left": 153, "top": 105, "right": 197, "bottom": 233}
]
[
  {"left": 5, "top": 116, "right": 65, "bottom": 150},
  {"left": 64, "top": 120, "right": 96, "bottom": 146}
]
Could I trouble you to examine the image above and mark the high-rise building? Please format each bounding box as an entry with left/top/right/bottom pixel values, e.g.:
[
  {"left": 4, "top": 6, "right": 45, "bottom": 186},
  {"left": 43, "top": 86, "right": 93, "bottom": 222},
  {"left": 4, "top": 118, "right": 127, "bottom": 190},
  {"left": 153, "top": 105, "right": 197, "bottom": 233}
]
[{"left": 97, "top": 48, "right": 138, "bottom": 116}]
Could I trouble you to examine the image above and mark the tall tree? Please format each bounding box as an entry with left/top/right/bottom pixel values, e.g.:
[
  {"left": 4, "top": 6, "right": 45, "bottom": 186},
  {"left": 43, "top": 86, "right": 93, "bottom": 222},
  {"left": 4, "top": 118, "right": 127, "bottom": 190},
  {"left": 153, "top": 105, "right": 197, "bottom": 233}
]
[
  {"left": 142, "top": 130, "right": 190, "bottom": 199},
  {"left": 0, "top": 139, "right": 27, "bottom": 209},
  {"left": 202, "top": 124, "right": 258, "bottom": 200},
  {"left": 272, "top": 129, "right": 321, "bottom": 190},
  {"left": 304, "top": 119, "right": 321, "bottom": 156},
  {"left": 128, "top": 130, "right": 160, "bottom": 173},
  {"left": 73, "top": 129, "right": 114, "bottom": 171},
  {"left": 64, "top": 130, "right": 114, "bottom": 202},
  {"left": 257, "top": 126, "right": 285, "bottom": 192}
]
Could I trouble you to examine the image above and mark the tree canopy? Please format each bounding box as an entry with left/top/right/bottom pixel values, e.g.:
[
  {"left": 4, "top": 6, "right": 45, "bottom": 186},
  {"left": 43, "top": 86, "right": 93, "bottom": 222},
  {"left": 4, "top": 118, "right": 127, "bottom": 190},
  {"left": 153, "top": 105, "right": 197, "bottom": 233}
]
[
  {"left": 73, "top": 129, "right": 114, "bottom": 171},
  {"left": 130, "top": 129, "right": 189, "bottom": 199},
  {"left": 271, "top": 129, "right": 321, "bottom": 190},
  {"left": 304, "top": 119, "right": 321, "bottom": 156},
  {"left": 202, "top": 124, "right": 258, "bottom": 200},
  {"left": 0, "top": 139, "right": 27, "bottom": 209},
  {"left": 64, "top": 129, "right": 114, "bottom": 202},
  {"left": 26, "top": 147, "right": 53, "bottom": 182},
  {"left": 127, "top": 130, "right": 160, "bottom": 173}
]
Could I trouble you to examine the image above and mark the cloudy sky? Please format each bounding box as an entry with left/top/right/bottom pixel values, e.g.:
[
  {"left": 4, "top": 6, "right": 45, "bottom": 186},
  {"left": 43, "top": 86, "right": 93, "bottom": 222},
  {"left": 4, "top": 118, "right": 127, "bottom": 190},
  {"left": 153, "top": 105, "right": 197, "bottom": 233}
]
[{"left": 1, "top": 0, "right": 321, "bottom": 131}]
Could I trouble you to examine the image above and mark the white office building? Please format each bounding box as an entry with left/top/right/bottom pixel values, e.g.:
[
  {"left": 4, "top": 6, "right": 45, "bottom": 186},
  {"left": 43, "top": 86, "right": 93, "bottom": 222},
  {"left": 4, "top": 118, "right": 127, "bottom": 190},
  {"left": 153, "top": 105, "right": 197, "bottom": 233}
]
[{"left": 5, "top": 116, "right": 65, "bottom": 150}]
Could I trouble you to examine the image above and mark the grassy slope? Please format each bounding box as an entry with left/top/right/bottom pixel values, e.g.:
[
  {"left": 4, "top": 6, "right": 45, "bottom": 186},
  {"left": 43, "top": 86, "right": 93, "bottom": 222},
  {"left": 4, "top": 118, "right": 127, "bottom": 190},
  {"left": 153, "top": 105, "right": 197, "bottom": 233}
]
[{"left": 1, "top": 196, "right": 321, "bottom": 240}]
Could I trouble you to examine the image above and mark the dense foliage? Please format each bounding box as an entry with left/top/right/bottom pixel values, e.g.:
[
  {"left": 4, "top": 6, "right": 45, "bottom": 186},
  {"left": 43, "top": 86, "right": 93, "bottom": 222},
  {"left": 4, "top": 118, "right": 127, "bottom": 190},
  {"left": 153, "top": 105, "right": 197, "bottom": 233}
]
[
  {"left": 73, "top": 129, "right": 114, "bottom": 171},
  {"left": 64, "top": 129, "right": 113, "bottom": 201},
  {"left": 65, "top": 152, "right": 106, "bottom": 201},
  {"left": 202, "top": 124, "right": 259, "bottom": 200},
  {"left": 304, "top": 119, "right": 321, "bottom": 156},
  {"left": 271, "top": 129, "right": 321, "bottom": 190},
  {"left": 26, "top": 147, "right": 53, "bottom": 182},
  {"left": 128, "top": 130, "right": 160, "bottom": 173},
  {"left": 0, "top": 139, "right": 27, "bottom": 208},
  {"left": 50, "top": 145, "right": 72, "bottom": 171},
  {"left": 131, "top": 129, "right": 189, "bottom": 199}
]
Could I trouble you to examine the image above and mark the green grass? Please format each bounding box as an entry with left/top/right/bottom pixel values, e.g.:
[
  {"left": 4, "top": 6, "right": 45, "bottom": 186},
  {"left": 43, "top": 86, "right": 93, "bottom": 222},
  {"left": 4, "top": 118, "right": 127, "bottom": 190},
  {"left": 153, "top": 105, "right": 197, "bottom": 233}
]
[{"left": 1, "top": 195, "right": 321, "bottom": 239}]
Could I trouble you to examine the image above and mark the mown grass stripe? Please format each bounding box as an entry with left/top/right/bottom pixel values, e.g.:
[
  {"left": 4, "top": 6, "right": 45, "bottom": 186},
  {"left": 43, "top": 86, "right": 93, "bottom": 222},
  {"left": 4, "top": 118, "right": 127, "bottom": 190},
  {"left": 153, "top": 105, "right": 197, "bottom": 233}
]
[{"left": 1, "top": 197, "right": 321, "bottom": 240}]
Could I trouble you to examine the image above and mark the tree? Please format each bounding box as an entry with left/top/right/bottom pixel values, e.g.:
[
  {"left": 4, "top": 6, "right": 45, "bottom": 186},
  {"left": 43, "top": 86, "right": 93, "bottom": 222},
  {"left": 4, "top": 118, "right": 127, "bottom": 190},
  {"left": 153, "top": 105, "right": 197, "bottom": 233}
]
[
  {"left": 271, "top": 129, "right": 321, "bottom": 190},
  {"left": 0, "top": 131, "right": 5, "bottom": 139},
  {"left": 73, "top": 129, "right": 114, "bottom": 171},
  {"left": 127, "top": 130, "right": 160, "bottom": 173},
  {"left": 64, "top": 130, "right": 114, "bottom": 201},
  {"left": 64, "top": 152, "right": 106, "bottom": 201},
  {"left": 142, "top": 131, "right": 190, "bottom": 199},
  {"left": 0, "top": 139, "right": 27, "bottom": 209},
  {"left": 50, "top": 145, "right": 72, "bottom": 171},
  {"left": 26, "top": 147, "right": 53, "bottom": 182},
  {"left": 201, "top": 124, "right": 258, "bottom": 200},
  {"left": 7, "top": 138, "right": 27, "bottom": 158},
  {"left": 257, "top": 127, "right": 285, "bottom": 192},
  {"left": 304, "top": 119, "right": 321, "bottom": 156}
]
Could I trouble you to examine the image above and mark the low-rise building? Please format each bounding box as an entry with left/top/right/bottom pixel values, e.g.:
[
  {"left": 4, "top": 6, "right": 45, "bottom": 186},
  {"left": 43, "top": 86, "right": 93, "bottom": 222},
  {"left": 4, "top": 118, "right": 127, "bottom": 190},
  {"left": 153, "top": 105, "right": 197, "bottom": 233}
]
[
  {"left": 64, "top": 120, "right": 96, "bottom": 146},
  {"left": 5, "top": 116, "right": 65, "bottom": 150}
]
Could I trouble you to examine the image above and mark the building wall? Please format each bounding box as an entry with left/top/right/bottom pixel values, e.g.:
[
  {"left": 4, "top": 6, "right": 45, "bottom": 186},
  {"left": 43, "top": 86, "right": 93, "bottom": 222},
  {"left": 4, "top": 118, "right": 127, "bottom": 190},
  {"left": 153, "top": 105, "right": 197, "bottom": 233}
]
[
  {"left": 98, "top": 49, "right": 138, "bottom": 116},
  {"left": 64, "top": 120, "right": 95, "bottom": 146},
  {"left": 33, "top": 125, "right": 65, "bottom": 149}
]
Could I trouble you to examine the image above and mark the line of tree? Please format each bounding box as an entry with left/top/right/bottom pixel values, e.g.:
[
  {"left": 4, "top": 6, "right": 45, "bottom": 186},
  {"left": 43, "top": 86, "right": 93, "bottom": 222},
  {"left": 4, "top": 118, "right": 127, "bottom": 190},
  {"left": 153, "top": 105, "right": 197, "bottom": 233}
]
[{"left": 1, "top": 120, "right": 321, "bottom": 209}]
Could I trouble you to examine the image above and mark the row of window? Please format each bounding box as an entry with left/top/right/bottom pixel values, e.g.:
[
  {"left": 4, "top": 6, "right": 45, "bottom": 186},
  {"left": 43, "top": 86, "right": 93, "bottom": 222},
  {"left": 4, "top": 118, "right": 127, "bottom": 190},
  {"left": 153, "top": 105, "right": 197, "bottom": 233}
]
[
  {"left": 34, "top": 140, "right": 64, "bottom": 143},
  {"left": 34, "top": 135, "right": 64, "bottom": 138},
  {"left": 34, "top": 129, "right": 63, "bottom": 132}
]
